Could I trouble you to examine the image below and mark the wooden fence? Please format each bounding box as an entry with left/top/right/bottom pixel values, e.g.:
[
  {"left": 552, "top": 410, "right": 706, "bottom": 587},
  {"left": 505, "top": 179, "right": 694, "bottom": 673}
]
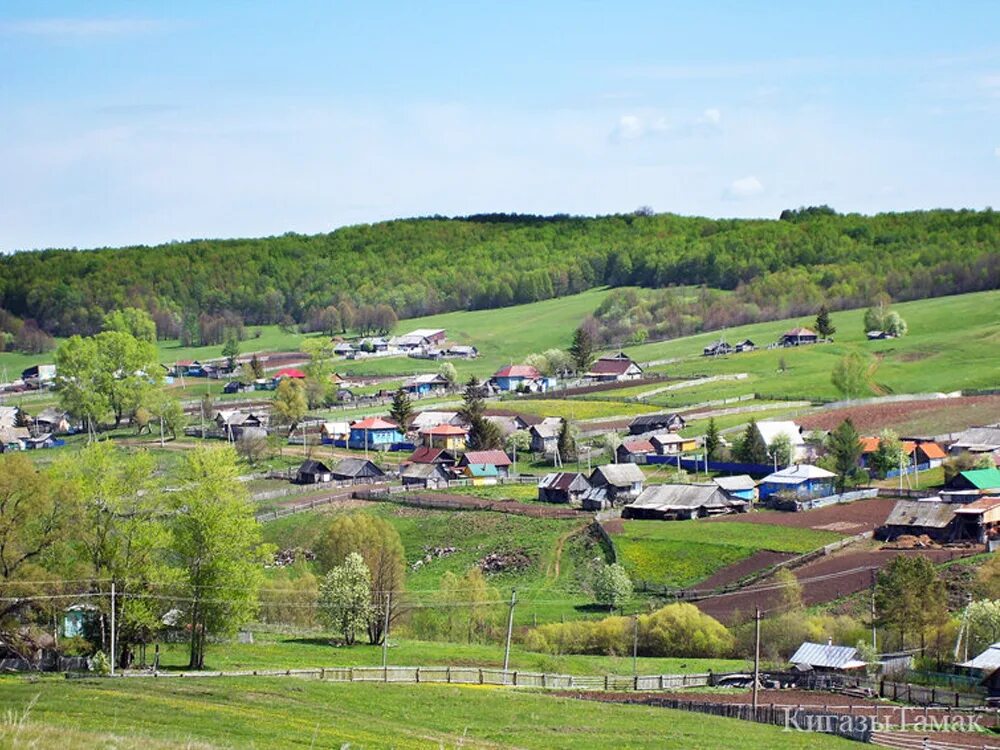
[{"left": 106, "top": 665, "right": 710, "bottom": 691}]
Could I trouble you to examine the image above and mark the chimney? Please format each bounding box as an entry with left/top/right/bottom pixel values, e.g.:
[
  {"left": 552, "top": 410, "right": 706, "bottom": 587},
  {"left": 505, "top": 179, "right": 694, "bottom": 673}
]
[{"left": 827, "top": 638, "right": 833, "bottom": 646}]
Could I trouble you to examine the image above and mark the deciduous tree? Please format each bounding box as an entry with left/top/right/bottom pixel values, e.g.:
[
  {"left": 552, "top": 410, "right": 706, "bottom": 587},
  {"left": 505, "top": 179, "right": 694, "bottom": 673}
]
[{"left": 318, "top": 553, "right": 372, "bottom": 645}]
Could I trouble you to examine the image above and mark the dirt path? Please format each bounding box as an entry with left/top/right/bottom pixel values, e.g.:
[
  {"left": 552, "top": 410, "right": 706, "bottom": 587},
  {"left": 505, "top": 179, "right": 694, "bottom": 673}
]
[{"left": 546, "top": 523, "right": 588, "bottom": 580}]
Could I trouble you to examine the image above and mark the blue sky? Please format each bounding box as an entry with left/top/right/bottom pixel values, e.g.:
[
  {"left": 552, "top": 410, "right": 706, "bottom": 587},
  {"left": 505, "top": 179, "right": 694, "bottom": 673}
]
[{"left": 2, "top": 1, "right": 999, "bottom": 251}]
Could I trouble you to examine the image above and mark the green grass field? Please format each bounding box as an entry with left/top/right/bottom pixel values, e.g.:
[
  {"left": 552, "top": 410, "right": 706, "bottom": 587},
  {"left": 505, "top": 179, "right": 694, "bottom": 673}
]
[
  {"left": 262, "top": 503, "right": 604, "bottom": 622},
  {"left": 150, "top": 632, "right": 748, "bottom": 675},
  {"left": 0, "top": 677, "right": 853, "bottom": 749},
  {"left": 501, "top": 396, "right": 660, "bottom": 421},
  {"left": 611, "top": 520, "right": 843, "bottom": 588},
  {"left": 632, "top": 290, "right": 1000, "bottom": 400}
]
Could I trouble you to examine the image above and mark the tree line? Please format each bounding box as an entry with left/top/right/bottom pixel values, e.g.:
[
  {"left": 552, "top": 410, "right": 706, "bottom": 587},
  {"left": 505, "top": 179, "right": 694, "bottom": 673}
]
[{"left": 1, "top": 208, "right": 998, "bottom": 340}]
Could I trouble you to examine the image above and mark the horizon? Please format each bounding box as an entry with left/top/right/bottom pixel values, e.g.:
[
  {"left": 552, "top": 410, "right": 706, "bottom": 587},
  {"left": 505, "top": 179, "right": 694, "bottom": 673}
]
[{"left": 2, "top": 1, "right": 999, "bottom": 252}]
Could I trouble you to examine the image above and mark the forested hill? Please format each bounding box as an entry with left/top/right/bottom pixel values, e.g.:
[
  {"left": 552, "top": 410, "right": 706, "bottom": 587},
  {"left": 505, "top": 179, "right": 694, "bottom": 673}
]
[{"left": 2, "top": 208, "right": 999, "bottom": 338}]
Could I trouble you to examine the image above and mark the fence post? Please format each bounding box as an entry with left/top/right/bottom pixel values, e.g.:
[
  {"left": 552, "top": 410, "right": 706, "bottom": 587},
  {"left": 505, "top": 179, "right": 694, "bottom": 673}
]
[
  {"left": 605, "top": 675, "right": 609, "bottom": 691},
  {"left": 446, "top": 666, "right": 451, "bottom": 684},
  {"left": 415, "top": 667, "right": 420, "bottom": 683}
]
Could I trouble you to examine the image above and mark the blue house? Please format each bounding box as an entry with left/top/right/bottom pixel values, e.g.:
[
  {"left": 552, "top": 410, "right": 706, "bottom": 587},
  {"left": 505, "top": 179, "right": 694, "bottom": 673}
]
[
  {"left": 402, "top": 373, "right": 450, "bottom": 396},
  {"left": 759, "top": 464, "right": 836, "bottom": 501},
  {"left": 348, "top": 417, "right": 404, "bottom": 450},
  {"left": 713, "top": 475, "right": 758, "bottom": 503},
  {"left": 491, "top": 364, "right": 553, "bottom": 393}
]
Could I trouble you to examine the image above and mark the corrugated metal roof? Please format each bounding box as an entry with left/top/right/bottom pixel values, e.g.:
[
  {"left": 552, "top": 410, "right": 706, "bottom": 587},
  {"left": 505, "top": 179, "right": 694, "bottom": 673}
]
[
  {"left": 538, "top": 472, "right": 590, "bottom": 492},
  {"left": 883, "top": 499, "right": 958, "bottom": 529},
  {"left": 462, "top": 450, "right": 512, "bottom": 466},
  {"left": 960, "top": 642, "right": 1000, "bottom": 671},
  {"left": 757, "top": 421, "right": 806, "bottom": 448},
  {"left": 591, "top": 464, "right": 646, "bottom": 486},
  {"left": 960, "top": 468, "right": 1000, "bottom": 491},
  {"left": 629, "top": 484, "right": 735, "bottom": 511},
  {"left": 714, "top": 475, "right": 757, "bottom": 492},
  {"left": 789, "top": 642, "right": 866, "bottom": 670},
  {"left": 762, "top": 464, "right": 835, "bottom": 484},
  {"left": 493, "top": 365, "right": 541, "bottom": 379}
]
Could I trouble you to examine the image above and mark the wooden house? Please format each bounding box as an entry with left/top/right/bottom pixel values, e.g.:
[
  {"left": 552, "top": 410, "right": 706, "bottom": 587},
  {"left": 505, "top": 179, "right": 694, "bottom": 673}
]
[
  {"left": 529, "top": 418, "right": 563, "bottom": 455},
  {"left": 713, "top": 475, "right": 758, "bottom": 502},
  {"left": 616, "top": 438, "right": 656, "bottom": 464},
  {"left": 420, "top": 423, "right": 468, "bottom": 452},
  {"left": 651, "top": 433, "right": 699, "bottom": 456},
  {"left": 628, "top": 413, "right": 686, "bottom": 436},
  {"left": 586, "top": 353, "right": 643, "bottom": 382},
  {"left": 406, "top": 446, "right": 457, "bottom": 467},
  {"left": 759, "top": 464, "right": 835, "bottom": 501},
  {"left": 401, "top": 463, "right": 451, "bottom": 489},
  {"left": 490, "top": 365, "right": 552, "bottom": 393},
  {"left": 702, "top": 340, "right": 733, "bottom": 357},
  {"left": 348, "top": 417, "right": 403, "bottom": 450},
  {"left": 296, "top": 459, "right": 333, "bottom": 484},
  {"left": 402, "top": 373, "right": 451, "bottom": 395},
  {"left": 459, "top": 450, "right": 512, "bottom": 478},
  {"left": 537, "top": 472, "right": 591, "bottom": 506},
  {"left": 622, "top": 484, "right": 746, "bottom": 520},
  {"left": 329, "top": 458, "right": 385, "bottom": 482},
  {"left": 588, "top": 464, "right": 645, "bottom": 505},
  {"left": 779, "top": 327, "right": 819, "bottom": 347}
]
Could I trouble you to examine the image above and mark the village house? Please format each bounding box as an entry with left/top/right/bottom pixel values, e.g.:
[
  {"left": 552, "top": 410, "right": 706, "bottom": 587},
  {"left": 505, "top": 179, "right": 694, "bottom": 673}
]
[
  {"left": 445, "top": 344, "right": 478, "bottom": 358},
  {"left": 877, "top": 499, "right": 961, "bottom": 542},
  {"left": 295, "top": 459, "right": 334, "bottom": 484},
  {"left": 393, "top": 329, "right": 447, "bottom": 350},
  {"left": 948, "top": 425, "right": 1000, "bottom": 456},
  {"left": 758, "top": 464, "right": 836, "bottom": 501},
  {"left": 616, "top": 437, "right": 656, "bottom": 464},
  {"left": 273, "top": 367, "right": 306, "bottom": 382},
  {"left": 948, "top": 468, "right": 1000, "bottom": 493},
  {"left": 789, "top": 642, "right": 868, "bottom": 673},
  {"left": 459, "top": 450, "right": 513, "bottom": 478},
  {"left": 321, "top": 421, "right": 351, "bottom": 443},
  {"left": 462, "top": 463, "right": 499, "bottom": 486},
  {"left": 622, "top": 483, "right": 747, "bottom": 520},
  {"left": 756, "top": 420, "right": 809, "bottom": 462},
  {"left": 32, "top": 408, "right": 72, "bottom": 436},
  {"left": 713, "top": 475, "right": 758, "bottom": 503},
  {"left": 484, "top": 414, "right": 536, "bottom": 437},
  {"left": 332, "top": 341, "right": 354, "bottom": 356},
  {"left": 628, "top": 413, "right": 686, "bottom": 436},
  {"left": 411, "top": 411, "right": 462, "bottom": 432},
  {"left": 402, "top": 373, "right": 451, "bottom": 396},
  {"left": 490, "top": 364, "right": 552, "bottom": 393},
  {"left": 913, "top": 441, "right": 947, "bottom": 465},
  {"left": 779, "top": 327, "right": 819, "bottom": 346},
  {"left": 588, "top": 464, "right": 645, "bottom": 506},
  {"left": 0, "top": 427, "right": 30, "bottom": 452},
  {"left": 223, "top": 380, "right": 253, "bottom": 395},
  {"left": 650, "top": 433, "right": 700, "bottom": 456},
  {"left": 586, "top": 353, "right": 643, "bottom": 382},
  {"left": 405, "top": 446, "right": 458, "bottom": 467},
  {"left": 214, "top": 410, "right": 267, "bottom": 440},
  {"left": 420, "top": 423, "right": 468, "bottom": 452},
  {"left": 702, "top": 340, "right": 733, "bottom": 357},
  {"left": 348, "top": 417, "right": 404, "bottom": 450},
  {"left": 960, "top": 642, "right": 1000, "bottom": 675},
  {"left": 529, "top": 417, "right": 563, "bottom": 455},
  {"left": 537, "top": 472, "right": 591, "bottom": 506},
  {"left": 734, "top": 339, "right": 756, "bottom": 353},
  {"left": 859, "top": 436, "right": 918, "bottom": 470},
  {"left": 329, "top": 457, "right": 385, "bottom": 482},
  {"left": 400, "top": 462, "right": 451, "bottom": 489}
]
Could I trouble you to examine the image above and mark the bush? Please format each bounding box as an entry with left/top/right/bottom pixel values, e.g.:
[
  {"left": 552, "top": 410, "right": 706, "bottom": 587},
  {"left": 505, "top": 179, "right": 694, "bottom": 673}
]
[{"left": 522, "top": 603, "right": 733, "bottom": 658}]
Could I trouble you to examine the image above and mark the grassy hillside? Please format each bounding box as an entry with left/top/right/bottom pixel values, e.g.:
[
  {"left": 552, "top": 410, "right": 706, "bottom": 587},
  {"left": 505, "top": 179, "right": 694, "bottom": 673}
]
[
  {"left": 612, "top": 520, "right": 842, "bottom": 588},
  {"left": 631, "top": 290, "right": 1000, "bottom": 400},
  {"left": 262, "top": 503, "right": 604, "bottom": 623},
  {"left": 0, "top": 677, "right": 856, "bottom": 749}
]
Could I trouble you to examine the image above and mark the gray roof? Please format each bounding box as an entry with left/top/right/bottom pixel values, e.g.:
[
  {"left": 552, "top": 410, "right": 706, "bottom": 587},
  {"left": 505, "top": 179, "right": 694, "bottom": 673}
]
[
  {"left": 401, "top": 463, "right": 448, "bottom": 479},
  {"left": 960, "top": 642, "right": 1000, "bottom": 671},
  {"left": 789, "top": 642, "right": 867, "bottom": 670},
  {"left": 591, "top": 463, "right": 646, "bottom": 487},
  {"left": 951, "top": 426, "right": 1000, "bottom": 452},
  {"left": 531, "top": 422, "right": 562, "bottom": 440},
  {"left": 0, "top": 406, "right": 19, "bottom": 429},
  {"left": 883, "top": 499, "right": 958, "bottom": 529},
  {"left": 331, "top": 458, "right": 385, "bottom": 478},
  {"left": 629, "top": 484, "right": 739, "bottom": 512},
  {"left": 538, "top": 472, "right": 590, "bottom": 492},
  {"left": 714, "top": 475, "right": 757, "bottom": 492},
  {"left": 630, "top": 413, "right": 684, "bottom": 429}
]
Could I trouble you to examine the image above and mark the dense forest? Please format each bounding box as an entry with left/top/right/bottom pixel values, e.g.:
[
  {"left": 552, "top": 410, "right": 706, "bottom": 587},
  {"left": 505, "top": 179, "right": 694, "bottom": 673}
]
[{"left": 1, "top": 208, "right": 998, "bottom": 342}]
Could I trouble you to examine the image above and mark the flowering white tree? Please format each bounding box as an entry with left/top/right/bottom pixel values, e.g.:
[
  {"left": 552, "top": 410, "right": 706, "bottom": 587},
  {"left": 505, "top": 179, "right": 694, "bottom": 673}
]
[{"left": 318, "top": 552, "right": 372, "bottom": 645}]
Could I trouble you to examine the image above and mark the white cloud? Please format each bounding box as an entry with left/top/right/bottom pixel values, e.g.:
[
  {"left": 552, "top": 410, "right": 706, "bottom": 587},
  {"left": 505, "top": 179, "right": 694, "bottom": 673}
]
[
  {"left": 995, "top": 146, "right": 1000, "bottom": 158},
  {"left": 698, "top": 108, "right": 722, "bottom": 125},
  {"left": 0, "top": 18, "right": 170, "bottom": 37},
  {"left": 726, "top": 175, "right": 764, "bottom": 199},
  {"left": 611, "top": 114, "right": 666, "bottom": 141}
]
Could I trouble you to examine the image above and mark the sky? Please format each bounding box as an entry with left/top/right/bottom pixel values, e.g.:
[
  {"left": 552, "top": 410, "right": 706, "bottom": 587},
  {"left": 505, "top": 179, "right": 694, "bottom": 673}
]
[{"left": 2, "top": 1, "right": 999, "bottom": 252}]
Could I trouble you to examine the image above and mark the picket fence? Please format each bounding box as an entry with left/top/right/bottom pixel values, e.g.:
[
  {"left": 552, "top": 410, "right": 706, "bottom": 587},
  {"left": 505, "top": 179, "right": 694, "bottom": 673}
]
[{"left": 108, "top": 665, "right": 710, "bottom": 692}]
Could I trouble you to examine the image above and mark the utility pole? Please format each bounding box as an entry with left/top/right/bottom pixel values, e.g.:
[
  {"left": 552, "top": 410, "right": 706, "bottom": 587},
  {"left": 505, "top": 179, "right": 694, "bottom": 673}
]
[
  {"left": 503, "top": 589, "right": 517, "bottom": 672},
  {"left": 752, "top": 607, "right": 761, "bottom": 711},
  {"left": 870, "top": 570, "right": 877, "bottom": 650},
  {"left": 632, "top": 615, "right": 639, "bottom": 676},
  {"left": 381, "top": 592, "right": 391, "bottom": 668},
  {"left": 110, "top": 582, "right": 117, "bottom": 676}
]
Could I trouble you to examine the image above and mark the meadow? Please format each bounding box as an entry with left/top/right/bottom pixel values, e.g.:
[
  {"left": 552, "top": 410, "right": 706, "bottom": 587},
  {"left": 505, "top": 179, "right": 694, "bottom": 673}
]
[
  {"left": 611, "top": 520, "right": 843, "bottom": 589},
  {"left": 0, "top": 676, "right": 855, "bottom": 749},
  {"left": 262, "top": 503, "right": 604, "bottom": 623}
]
